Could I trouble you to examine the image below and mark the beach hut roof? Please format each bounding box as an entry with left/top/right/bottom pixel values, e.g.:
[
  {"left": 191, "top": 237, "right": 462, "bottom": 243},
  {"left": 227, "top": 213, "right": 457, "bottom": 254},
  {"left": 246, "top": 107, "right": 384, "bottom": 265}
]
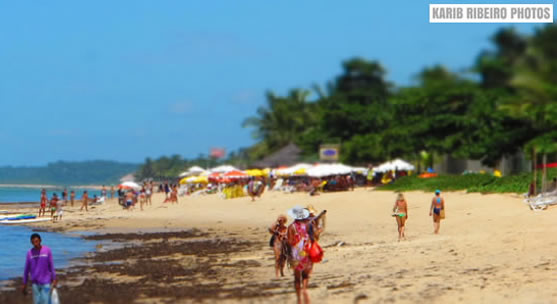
[{"left": 252, "top": 143, "right": 303, "bottom": 168}]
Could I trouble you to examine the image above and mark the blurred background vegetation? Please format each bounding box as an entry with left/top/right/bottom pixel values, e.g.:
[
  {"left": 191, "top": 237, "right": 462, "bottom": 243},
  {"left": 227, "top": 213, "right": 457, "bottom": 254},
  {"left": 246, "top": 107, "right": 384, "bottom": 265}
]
[{"left": 137, "top": 25, "right": 557, "bottom": 181}]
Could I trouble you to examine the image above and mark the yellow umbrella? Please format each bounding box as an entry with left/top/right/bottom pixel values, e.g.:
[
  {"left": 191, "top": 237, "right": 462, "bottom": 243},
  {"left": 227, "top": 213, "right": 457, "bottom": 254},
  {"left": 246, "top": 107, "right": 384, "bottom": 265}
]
[
  {"left": 246, "top": 169, "right": 264, "bottom": 177},
  {"left": 294, "top": 168, "right": 307, "bottom": 175},
  {"left": 179, "top": 177, "right": 188, "bottom": 184},
  {"left": 194, "top": 176, "right": 209, "bottom": 183}
]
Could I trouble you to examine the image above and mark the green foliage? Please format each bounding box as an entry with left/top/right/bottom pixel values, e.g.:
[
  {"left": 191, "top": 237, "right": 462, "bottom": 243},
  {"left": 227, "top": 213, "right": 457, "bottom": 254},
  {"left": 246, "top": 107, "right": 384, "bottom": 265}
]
[
  {"left": 240, "top": 24, "right": 557, "bottom": 170},
  {"left": 380, "top": 168, "right": 557, "bottom": 194},
  {"left": 0, "top": 161, "right": 138, "bottom": 185}
]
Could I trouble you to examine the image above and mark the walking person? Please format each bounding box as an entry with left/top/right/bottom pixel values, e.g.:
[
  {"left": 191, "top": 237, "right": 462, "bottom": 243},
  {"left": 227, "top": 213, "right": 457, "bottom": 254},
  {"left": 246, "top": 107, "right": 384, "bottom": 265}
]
[
  {"left": 268, "top": 215, "right": 288, "bottom": 278},
  {"left": 110, "top": 186, "right": 115, "bottom": 199},
  {"left": 139, "top": 187, "right": 146, "bottom": 211},
  {"left": 80, "top": 190, "right": 89, "bottom": 212},
  {"left": 22, "top": 233, "right": 57, "bottom": 304},
  {"left": 62, "top": 188, "right": 68, "bottom": 203},
  {"left": 70, "top": 190, "right": 75, "bottom": 207},
  {"left": 392, "top": 193, "right": 408, "bottom": 241},
  {"left": 287, "top": 206, "right": 326, "bottom": 304},
  {"left": 146, "top": 182, "right": 153, "bottom": 205},
  {"left": 101, "top": 185, "right": 107, "bottom": 199},
  {"left": 39, "top": 189, "right": 47, "bottom": 217},
  {"left": 49, "top": 193, "right": 58, "bottom": 219},
  {"left": 429, "top": 190, "right": 445, "bottom": 234}
]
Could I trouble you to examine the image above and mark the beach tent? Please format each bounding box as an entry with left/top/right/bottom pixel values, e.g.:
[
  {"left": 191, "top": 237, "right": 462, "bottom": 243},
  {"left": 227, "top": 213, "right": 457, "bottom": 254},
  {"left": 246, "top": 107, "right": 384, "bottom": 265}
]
[
  {"left": 351, "top": 167, "right": 368, "bottom": 174},
  {"left": 118, "top": 181, "right": 141, "bottom": 190},
  {"left": 276, "top": 163, "right": 312, "bottom": 176},
  {"left": 307, "top": 163, "right": 353, "bottom": 177},
  {"left": 374, "top": 159, "right": 415, "bottom": 173}
]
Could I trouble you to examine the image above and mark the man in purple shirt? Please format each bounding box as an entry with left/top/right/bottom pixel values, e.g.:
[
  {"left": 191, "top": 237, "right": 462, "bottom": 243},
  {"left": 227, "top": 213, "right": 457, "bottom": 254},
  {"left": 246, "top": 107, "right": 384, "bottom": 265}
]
[{"left": 22, "top": 233, "right": 57, "bottom": 304}]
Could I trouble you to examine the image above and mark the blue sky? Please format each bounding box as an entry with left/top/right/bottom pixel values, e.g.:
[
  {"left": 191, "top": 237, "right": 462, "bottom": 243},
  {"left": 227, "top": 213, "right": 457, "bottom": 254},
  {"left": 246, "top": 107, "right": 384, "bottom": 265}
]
[{"left": 0, "top": 0, "right": 552, "bottom": 166}]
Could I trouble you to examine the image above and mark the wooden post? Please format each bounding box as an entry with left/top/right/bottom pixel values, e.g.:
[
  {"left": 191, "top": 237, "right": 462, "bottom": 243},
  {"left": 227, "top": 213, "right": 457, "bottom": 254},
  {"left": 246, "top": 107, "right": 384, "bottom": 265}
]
[
  {"left": 533, "top": 147, "right": 537, "bottom": 196},
  {"left": 542, "top": 153, "right": 547, "bottom": 193}
]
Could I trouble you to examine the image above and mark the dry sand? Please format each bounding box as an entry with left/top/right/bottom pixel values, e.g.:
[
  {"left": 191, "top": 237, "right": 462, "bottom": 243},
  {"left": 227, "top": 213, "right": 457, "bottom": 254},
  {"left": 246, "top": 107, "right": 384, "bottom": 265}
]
[{"left": 7, "top": 188, "right": 557, "bottom": 303}]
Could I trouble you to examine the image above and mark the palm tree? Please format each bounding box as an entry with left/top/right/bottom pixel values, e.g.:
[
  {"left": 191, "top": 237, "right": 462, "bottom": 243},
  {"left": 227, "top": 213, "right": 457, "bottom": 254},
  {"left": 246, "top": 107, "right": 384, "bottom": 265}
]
[
  {"left": 242, "top": 89, "right": 315, "bottom": 157},
  {"left": 502, "top": 25, "right": 557, "bottom": 194}
]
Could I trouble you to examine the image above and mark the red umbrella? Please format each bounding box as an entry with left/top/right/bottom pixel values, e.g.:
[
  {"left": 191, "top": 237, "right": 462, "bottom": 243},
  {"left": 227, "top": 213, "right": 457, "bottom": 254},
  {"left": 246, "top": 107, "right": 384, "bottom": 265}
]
[{"left": 224, "top": 170, "right": 248, "bottom": 178}]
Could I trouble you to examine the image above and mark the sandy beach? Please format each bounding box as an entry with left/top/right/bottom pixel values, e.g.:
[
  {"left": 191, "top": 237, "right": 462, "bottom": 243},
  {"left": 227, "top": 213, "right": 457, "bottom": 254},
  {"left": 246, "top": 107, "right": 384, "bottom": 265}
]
[{"left": 1, "top": 188, "right": 556, "bottom": 303}]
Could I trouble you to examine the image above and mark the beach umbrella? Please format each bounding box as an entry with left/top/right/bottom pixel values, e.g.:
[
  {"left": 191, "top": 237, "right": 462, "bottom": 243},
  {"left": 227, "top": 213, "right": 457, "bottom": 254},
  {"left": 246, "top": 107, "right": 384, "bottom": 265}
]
[
  {"left": 390, "top": 159, "right": 415, "bottom": 171},
  {"left": 178, "top": 171, "right": 190, "bottom": 178},
  {"left": 188, "top": 166, "right": 205, "bottom": 173},
  {"left": 210, "top": 165, "right": 239, "bottom": 173},
  {"left": 294, "top": 168, "right": 307, "bottom": 175},
  {"left": 277, "top": 163, "right": 312, "bottom": 176},
  {"left": 246, "top": 169, "right": 265, "bottom": 177},
  {"left": 224, "top": 170, "right": 248, "bottom": 178},
  {"left": 118, "top": 181, "right": 141, "bottom": 190},
  {"left": 193, "top": 176, "right": 209, "bottom": 183}
]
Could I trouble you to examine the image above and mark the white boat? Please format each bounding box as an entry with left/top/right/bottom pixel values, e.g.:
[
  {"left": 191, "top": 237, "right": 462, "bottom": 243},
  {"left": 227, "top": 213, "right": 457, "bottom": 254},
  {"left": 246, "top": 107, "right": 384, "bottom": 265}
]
[{"left": 0, "top": 218, "right": 51, "bottom": 225}]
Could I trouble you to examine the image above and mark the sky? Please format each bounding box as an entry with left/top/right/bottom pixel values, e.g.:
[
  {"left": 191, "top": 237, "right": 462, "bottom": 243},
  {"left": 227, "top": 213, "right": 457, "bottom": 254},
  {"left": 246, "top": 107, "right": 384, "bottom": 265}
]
[{"left": 0, "top": 0, "right": 553, "bottom": 166}]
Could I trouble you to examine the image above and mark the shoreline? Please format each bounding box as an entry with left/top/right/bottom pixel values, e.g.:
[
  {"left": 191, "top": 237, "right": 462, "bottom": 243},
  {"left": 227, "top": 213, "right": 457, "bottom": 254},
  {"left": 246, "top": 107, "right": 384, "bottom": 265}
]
[{"left": 0, "top": 184, "right": 109, "bottom": 190}]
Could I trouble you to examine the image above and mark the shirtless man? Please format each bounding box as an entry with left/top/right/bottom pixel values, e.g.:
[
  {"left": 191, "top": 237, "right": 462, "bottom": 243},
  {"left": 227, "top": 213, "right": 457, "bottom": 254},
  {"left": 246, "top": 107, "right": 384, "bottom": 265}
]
[
  {"left": 125, "top": 190, "right": 134, "bottom": 210},
  {"left": 80, "top": 191, "right": 89, "bottom": 212},
  {"left": 429, "top": 190, "right": 445, "bottom": 234}
]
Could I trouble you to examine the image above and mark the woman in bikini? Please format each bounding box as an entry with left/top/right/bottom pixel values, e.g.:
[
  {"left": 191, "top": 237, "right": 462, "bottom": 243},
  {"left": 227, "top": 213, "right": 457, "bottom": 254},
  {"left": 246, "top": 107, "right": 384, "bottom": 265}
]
[
  {"left": 269, "top": 215, "right": 288, "bottom": 278},
  {"left": 429, "top": 190, "right": 445, "bottom": 234},
  {"left": 39, "top": 189, "right": 47, "bottom": 217},
  {"left": 392, "top": 193, "right": 408, "bottom": 241}
]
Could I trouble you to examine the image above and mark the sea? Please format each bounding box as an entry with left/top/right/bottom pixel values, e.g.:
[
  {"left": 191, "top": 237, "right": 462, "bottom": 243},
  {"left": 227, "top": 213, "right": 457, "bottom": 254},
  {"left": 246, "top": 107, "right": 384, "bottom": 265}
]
[{"left": 0, "top": 187, "right": 102, "bottom": 282}]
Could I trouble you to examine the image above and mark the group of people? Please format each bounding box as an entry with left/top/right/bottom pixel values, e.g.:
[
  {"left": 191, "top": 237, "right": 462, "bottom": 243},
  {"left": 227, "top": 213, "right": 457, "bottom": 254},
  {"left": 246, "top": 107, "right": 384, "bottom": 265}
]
[
  {"left": 117, "top": 182, "right": 154, "bottom": 210},
  {"left": 392, "top": 190, "right": 446, "bottom": 241},
  {"left": 268, "top": 204, "right": 326, "bottom": 304}
]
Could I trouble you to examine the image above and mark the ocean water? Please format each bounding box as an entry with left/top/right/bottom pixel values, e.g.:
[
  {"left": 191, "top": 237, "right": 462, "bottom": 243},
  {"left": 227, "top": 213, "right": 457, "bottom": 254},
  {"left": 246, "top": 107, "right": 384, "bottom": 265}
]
[
  {"left": 0, "top": 225, "right": 97, "bottom": 281},
  {"left": 0, "top": 187, "right": 103, "bottom": 282},
  {"left": 0, "top": 187, "right": 103, "bottom": 203}
]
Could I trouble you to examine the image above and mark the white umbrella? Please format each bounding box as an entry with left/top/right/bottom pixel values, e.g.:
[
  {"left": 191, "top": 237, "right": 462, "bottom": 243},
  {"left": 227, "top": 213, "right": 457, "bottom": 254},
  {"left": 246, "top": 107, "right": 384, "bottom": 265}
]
[
  {"left": 276, "top": 163, "right": 312, "bottom": 176},
  {"left": 178, "top": 171, "right": 190, "bottom": 178},
  {"left": 209, "top": 165, "right": 238, "bottom": 173},
  {"left": 188, "top": 166, "right": 205, "bottom": 173}
]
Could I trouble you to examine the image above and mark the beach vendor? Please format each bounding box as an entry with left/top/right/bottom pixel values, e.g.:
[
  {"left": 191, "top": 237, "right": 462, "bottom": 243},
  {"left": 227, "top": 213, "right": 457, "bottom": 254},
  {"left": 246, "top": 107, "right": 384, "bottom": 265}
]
[
  {"left": 22, "top": 233, "right": 57, "bottom": 304},
  {"left": 268, "top": 215, "right": 288, "bottom": 277},
  {"left": 392, "top": 193, "right": 408, "bottom": 241},
  {"left": 429, "top": 190, "right": 445, "bottom": 234},
  {"left": 287, "top": 206, "right": 326, "bottom": 304}
]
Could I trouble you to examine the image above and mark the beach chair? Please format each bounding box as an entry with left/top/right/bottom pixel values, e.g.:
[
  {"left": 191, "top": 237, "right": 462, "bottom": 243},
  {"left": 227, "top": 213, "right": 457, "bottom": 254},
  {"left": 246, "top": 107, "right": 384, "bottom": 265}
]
[{"left": 524, "top": 190, "right": 557, "bottom": 211}]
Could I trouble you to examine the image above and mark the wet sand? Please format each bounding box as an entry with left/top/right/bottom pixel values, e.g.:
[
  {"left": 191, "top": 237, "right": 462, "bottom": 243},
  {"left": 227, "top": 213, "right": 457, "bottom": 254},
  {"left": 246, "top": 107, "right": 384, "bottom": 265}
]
[{"left": 1, "top": 189, "right": 556, "bottom": 303}]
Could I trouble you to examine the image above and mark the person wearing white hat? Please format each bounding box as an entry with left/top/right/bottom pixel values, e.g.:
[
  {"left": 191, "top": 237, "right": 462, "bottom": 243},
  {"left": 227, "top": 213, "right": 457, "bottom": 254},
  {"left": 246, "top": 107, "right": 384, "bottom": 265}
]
[{"left": 287, "top": 205, "right": 312, "bottom": 304}]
